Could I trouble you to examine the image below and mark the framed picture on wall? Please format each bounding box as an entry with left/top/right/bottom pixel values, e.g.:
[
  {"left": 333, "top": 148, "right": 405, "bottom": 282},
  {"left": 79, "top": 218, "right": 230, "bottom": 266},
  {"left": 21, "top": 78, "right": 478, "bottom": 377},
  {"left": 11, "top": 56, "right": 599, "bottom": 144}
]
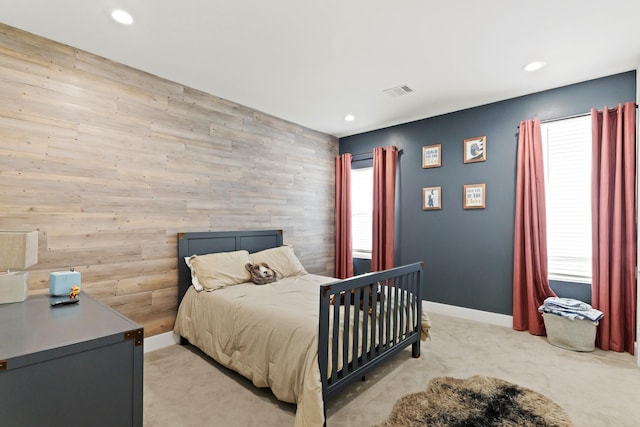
[
  {"left": 463, "top": 183, "right": 486, "bottom": 209},
  {"left": 463, "top": 136, "right": 486, "bottom": 163},
  {"left": 422, "top": 144, "right": 441, "bottom": 168},
  {"left": 422, "top": 186, "right": 442, "bottom": 210}
]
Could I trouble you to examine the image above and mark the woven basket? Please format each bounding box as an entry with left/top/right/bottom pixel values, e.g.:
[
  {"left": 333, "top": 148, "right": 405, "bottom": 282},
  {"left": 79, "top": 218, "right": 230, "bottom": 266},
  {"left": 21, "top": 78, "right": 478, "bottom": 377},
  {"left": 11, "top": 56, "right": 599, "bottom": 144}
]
[{"left": 542, "top": 312, "right": 597, "bottom": 352}]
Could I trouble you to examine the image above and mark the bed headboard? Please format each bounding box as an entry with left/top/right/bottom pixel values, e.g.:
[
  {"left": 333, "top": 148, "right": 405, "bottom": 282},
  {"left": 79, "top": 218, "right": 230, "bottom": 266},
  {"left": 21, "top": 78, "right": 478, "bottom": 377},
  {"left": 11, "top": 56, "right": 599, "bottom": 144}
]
[{"left": 177, "top": 229, "right": 284, "bottom": 303}]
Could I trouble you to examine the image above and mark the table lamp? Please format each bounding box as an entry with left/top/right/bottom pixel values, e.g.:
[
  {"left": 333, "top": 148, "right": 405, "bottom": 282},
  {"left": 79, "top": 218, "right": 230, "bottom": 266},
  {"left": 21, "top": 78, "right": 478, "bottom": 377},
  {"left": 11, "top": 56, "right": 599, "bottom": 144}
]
[{"left": 0, "top": 231, "right": 38, "bottom": 304}]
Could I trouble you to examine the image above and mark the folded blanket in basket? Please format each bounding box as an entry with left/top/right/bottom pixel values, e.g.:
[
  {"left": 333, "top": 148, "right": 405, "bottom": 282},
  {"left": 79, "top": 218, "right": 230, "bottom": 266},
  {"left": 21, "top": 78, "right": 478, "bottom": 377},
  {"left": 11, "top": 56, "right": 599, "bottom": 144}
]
[{"left": 538, "top": 297, "right": 604, "bottom": 323}]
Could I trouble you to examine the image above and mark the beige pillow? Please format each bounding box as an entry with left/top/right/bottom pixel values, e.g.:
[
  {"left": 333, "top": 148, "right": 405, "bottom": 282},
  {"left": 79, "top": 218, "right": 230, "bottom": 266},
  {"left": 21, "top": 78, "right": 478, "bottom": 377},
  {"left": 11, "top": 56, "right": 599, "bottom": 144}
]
[
  {"left": 184, "top": 257, "right": 204, "bottom": 291},
  {"left": 249, "top": 245, "right": 307, "bottom": 278},
  {"left": 189, "top": 250, "right": 251, "bottom": 291}
]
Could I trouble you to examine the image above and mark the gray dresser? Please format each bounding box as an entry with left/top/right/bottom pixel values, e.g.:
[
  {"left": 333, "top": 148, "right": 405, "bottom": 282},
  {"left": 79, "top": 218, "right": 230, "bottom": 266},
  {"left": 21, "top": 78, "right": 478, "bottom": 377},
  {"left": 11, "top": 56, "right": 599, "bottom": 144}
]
[{"left": 0, "top": 292, "right": 143, "bottom": 426}]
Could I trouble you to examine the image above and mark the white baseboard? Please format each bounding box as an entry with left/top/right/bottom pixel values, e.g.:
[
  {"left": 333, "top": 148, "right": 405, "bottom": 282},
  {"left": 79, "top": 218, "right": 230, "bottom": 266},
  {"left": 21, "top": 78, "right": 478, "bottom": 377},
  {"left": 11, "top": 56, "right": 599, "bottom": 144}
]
[
  {"left": 144, "top": 331, "right": 180, "bottom": 353},
  {"left": 423, "top": 301, "right": 513, "bottom": 328}
]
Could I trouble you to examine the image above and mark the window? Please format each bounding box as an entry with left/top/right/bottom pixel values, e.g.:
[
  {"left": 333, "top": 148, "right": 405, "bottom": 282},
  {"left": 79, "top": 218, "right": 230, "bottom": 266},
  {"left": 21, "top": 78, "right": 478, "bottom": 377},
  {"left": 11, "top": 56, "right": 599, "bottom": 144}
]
[
  {"left": 351, "top": 167, "right": 373, "bottom": 259},
  {"left": 541, "top": 115, "right": 592, "bottom": 283}
]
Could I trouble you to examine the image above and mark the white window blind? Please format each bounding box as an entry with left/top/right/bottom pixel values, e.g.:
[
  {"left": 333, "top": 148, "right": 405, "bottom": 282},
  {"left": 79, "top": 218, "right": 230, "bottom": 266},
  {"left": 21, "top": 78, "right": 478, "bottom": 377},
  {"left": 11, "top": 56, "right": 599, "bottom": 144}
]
[
  {"left": 541, "top": 115, "right": 592, "bottom": 283},
  {"left": 351, "top": 167, "right": 373, "bottom": 259}
]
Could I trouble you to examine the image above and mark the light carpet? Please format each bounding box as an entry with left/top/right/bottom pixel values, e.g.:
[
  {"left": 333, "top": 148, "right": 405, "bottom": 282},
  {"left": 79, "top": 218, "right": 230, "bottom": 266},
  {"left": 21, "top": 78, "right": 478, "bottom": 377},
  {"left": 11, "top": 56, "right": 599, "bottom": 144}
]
[{"left": 144, "top": 312, "right": 640, "bottom": 426}]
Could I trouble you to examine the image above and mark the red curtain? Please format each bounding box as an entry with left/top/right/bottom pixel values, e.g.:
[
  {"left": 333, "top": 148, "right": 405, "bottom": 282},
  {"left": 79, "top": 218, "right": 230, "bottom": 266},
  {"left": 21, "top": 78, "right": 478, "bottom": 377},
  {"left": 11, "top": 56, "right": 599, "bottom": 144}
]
[
  {"left": 513, "top": 119, "right": 557, "bottom": 335},
  {"left": 591, "top": 102, "right": 637, "bottom": 354},
  {"left": 372, "top": 146, "right": 398, "bottom": 272},
  {"left": 335, "top": 153, "right": 354, "bottom": 279}
]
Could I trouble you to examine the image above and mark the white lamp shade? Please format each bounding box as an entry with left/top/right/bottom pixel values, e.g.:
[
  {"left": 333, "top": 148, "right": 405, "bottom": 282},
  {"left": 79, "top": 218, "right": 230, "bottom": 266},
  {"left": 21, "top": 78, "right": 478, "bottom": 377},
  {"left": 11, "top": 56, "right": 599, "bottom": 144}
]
[
  {"left": 0, "top": 271, "right": 29, "bottom": 303},
  {"left": 0, "top": 231, "right": 38, "bottom": 270}
]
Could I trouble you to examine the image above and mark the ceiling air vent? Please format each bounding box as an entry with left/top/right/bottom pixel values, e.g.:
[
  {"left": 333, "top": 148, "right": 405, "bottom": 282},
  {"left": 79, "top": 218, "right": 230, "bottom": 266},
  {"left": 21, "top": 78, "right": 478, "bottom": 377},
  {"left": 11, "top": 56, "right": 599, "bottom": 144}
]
[{"left": 383, "top": 85, "right": 414, "bottom": 97}]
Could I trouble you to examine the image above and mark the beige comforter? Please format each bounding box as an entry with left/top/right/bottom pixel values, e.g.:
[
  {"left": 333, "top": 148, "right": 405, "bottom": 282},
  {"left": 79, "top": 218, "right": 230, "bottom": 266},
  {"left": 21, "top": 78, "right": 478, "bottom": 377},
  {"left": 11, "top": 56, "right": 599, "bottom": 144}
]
[{"left": 174, "top": 274, "right": 431, "bottom": 427}]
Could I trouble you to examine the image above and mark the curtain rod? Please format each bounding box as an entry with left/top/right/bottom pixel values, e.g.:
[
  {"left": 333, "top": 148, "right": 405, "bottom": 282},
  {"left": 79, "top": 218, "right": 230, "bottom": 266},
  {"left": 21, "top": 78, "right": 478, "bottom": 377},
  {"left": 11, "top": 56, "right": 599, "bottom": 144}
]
[
  {"left": 350, "top": 148, "right": 403, "bottom": 162},
  {"left": 540, "top": 112, "right": 591, "bottom": 124},
  {"left": 515, "top": 112, "right": 590, "bottom": 128},
  {"left": 518, "top": 104, "right": 638, "bottom": 128}
]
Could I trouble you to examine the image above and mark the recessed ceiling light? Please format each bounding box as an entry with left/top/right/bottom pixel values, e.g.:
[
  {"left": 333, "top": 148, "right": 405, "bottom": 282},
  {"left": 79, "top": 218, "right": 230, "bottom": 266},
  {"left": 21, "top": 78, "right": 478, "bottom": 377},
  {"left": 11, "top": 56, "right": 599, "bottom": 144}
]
[
  {"left": 112, "top": 9, "right": 134, "bottom": 25},
  {"left": 344, "top": 114, "right": 355, "bottom": 122},
  {"left": 523, "top": 61, "right": 546, "bottom": 72}
]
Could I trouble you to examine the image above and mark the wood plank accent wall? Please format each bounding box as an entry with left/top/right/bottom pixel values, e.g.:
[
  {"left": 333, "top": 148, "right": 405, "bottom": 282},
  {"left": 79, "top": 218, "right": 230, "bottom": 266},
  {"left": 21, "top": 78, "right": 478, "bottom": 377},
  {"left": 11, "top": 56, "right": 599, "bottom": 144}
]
[{"left": 0, "top": 24, "right": 338, "bottom": 337}]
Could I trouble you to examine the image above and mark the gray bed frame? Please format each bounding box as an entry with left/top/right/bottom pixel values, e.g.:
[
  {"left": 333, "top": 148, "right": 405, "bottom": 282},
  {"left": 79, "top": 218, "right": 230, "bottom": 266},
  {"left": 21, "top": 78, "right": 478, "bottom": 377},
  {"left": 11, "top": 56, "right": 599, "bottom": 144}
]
[{"left": 177, "top": 230, "right": 423, "bottom": 425}]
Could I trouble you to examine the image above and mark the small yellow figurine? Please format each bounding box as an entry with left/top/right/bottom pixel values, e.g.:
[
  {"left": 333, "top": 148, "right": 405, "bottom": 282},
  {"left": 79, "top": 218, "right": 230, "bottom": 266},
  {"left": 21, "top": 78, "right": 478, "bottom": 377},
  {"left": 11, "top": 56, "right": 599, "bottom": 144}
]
[{"left": 69, "top": 285, "right": 80, "bottom": 299}]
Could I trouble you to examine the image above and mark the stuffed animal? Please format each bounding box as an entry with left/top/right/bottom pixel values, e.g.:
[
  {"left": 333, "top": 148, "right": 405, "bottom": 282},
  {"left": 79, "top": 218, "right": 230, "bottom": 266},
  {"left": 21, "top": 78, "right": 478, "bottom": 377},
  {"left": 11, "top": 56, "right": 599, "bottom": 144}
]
[{"left": 245, "top": 262, "right": 278, "bottom": 285}]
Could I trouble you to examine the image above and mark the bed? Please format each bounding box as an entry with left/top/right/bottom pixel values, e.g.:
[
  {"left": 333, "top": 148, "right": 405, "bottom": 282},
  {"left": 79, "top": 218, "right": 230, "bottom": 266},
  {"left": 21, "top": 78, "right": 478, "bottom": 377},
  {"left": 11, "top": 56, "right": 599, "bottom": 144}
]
[{"left": 174, "top": 230, "right": 429, "bottom": 427}]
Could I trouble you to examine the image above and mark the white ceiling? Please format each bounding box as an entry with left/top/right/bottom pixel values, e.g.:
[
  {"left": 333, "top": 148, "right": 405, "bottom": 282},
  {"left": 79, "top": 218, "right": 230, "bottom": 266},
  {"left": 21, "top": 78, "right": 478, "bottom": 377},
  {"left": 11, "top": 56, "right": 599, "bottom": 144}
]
[{"left": 0, "top": 1, "right": 639, "bottom": 138}]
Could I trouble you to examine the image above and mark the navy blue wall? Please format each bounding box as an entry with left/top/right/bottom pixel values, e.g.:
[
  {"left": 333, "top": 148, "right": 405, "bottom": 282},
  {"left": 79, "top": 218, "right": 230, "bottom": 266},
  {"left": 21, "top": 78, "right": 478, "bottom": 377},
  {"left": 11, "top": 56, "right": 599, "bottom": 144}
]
[{"left": 339, "top": 71, "right": 635, "bottom": 315}]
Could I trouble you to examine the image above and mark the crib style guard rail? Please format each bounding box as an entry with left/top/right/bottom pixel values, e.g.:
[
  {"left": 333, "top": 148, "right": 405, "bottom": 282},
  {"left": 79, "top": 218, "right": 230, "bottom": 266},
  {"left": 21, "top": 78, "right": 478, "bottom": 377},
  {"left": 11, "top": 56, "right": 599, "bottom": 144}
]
[{"left": 318, "top": 262, "right": 423, "bottom": 413}]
